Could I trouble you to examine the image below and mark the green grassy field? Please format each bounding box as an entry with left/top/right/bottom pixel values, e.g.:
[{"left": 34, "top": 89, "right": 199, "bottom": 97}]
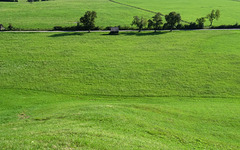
[
  {"left": 0, "top": 0, "right": 240, "bottom": 30},
  {"left": 118, "top": 0, "right": 240, "bottom": 25},
  {"left": 1, "top": 89, "right": 239, "bottom": 149},
  {"left": 1, "top": 31, "right": 240, "bottom": 97},
  {"left": 0, "top": 30, "right": 240, "bottom": 149}
]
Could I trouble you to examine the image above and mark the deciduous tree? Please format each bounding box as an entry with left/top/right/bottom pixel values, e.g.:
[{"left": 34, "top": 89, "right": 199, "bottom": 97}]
[
  {"left": 196, "top": 17, "right": 206, "bottom": 28},
  {"left": 165, "top": 12, "right": 181, "bottom": 31},
  {"left": 207, "top": 9, "right": 220, "bottom": 27},
  {"left": 148, "top": 13, "right": 163, "bottom": 32},
  {"left": 131, "top": 16, "right": 147, "bottom": 32},
  {"left": 80, "top": 11, "right": 97, "bottom": 32}
]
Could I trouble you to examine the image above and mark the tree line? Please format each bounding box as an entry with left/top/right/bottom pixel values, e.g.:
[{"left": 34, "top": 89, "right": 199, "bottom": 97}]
[
  {"left": 2, "top": 9, "right": 240, "bottom": 31},
  {"left": 74, "top": 10, "right": 221, "bottom": 32}
]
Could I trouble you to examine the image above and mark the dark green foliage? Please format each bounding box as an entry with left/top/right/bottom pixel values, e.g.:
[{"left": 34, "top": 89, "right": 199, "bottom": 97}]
[
  {"left": 207, "top": 9, "right": 220, "bottom": 26},
  {"left": 148, "top": 12, "right": 163, "bottom": 32},
  {"left": 184, "top": 22, "right": 199, "bottom": 29},
  {"left": 53, "top": 26, "right": 63, "bottom": 30},
  {"left": 176, "top": 23, "right": 184, "bottom": 29},
  {"left": 211, "top": 23, "right": 240, "bottom": 29},
  {"left": 163, "top": 23, "right": 171, "bottom": 30},
  {"left": 80, "top": 11, "right": 97, "bottom": 32},
  {"left": 7, "top": 24, "right": 13, "bottom": 30},
  {"left": 131, "top": 16, "right": 148, "bottom": 32},
  {"left": 196, "top": 17, "right": 206, "bottom": 28},
  {"left": 165, "top": 12, "right": 181, "bottom": 31}
]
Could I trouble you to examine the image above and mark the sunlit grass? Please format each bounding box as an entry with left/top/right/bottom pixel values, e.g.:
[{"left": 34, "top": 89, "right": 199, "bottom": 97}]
[
  {"left": 0, "top": 0, "right": 239, "bottom": 29},
  {"left": 0, "top": 30, "right": 240, "bottom": 149}
]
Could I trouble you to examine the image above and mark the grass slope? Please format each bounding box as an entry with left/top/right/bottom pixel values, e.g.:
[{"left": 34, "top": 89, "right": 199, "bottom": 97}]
[
  {"left": 0, "top": 0, "right": 149, "bottom": 29},
  {"left": 1, "top": 31, "right": 240, "bottom": 97},
  {"left": 0, "top": 0, "right": 240, "bottom": 29},
  {"left": 0, "top": 30, "right": 240, "bottom": 149},
  {"left": 118, "top": 0, "right": 240, "bottom": 25},
  {"left": 0, "top": 89, "right": 239, "bottom": 149}
]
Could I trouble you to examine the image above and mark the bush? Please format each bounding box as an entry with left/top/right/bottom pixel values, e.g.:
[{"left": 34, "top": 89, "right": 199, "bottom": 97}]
[
  {"left": 211, "top": 23, "right": 240, "bottom": 29},
  {"left": 162, "top": 23, "right": 171, "bottom": 30},
  {"left": 176, "top": 24, "right": 184, "bottom": 29},
  {"left": 184, "top": 22, "right": 200, "bottom": 29},
  {"left": 7, "top": 24, "right": 13, "bottom": 30},
  {"left": 53, "top": 26, "right": 63, "bottom": 30}
]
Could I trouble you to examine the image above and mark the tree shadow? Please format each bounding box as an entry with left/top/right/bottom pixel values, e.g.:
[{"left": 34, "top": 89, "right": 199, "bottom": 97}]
[
  {"left": 49, "top": 32, "right": 85, "bottom": 37},
  {"left": 101, "top": 31, "right": 169, "bottom": 36},
  {"left": 101, "top": 33, "right": 120, "bottom": 36},
  {"left": 121, "top": 31, "right": 169, "bottom": 36}
]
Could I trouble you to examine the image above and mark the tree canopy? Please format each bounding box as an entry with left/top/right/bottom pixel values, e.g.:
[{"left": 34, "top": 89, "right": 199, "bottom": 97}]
[
  {"left": 148, "top": 13, "right": 163, "bottom": 32},
  {"left": 207, "top": 9, "right": 220, "bottom": 26},
  {"left": 131, "top": 16, "right": 148, "bottom": 32},
  {"left": 165, "top": 12, "right": 181, "bottom": 31},
  {"left": 80, "top": 11, "right": 97, "bottom": 32}
]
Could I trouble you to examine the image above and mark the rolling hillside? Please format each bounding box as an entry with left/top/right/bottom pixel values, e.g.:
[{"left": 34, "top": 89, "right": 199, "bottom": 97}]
[{"left": 0, "top": 30, "right": 240, "bottom": 149}]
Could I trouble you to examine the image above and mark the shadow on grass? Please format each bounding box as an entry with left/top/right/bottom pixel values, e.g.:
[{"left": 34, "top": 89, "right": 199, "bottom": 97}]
[
  {"left": 122, "top": 31, "right": 168, "bottom": 36},
  {"left": 101, "top": 31, "right": 169, "bottom": 36},
  {"left": 49, "top": 32, "right": 85, "bottom": 37},
  {"left": 101, "top": 33, "right": 120, "bottom": 36}
]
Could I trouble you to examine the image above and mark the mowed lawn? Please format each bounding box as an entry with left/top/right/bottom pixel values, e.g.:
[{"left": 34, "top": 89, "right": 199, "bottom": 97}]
[
  {"left": 0, "top": 30, "right": 240, "bottom": 149},
  {"left": 0, "top": 0, "right": 240, "bottom": 29}
]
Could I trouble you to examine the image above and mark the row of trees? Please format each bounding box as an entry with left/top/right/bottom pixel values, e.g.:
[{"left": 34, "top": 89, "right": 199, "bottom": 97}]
[
  {"left": 132, "top": 12, "right": 181, "bottom": 32},
  {"left": 132, "top": 10, "right": 220, "bottom": 32},
  {"left": 78, "top": 9, "right": 220, "bottom": 32}
]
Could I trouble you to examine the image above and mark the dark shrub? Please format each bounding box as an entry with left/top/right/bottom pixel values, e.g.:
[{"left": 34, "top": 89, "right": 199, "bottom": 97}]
[
  {"left": 184, "top": 22, "right": 199, "bottom": 29},
  {"left": 8, "top": 24, "right": 13, "bottom": 30},
  {"left": 163, "top": 23, "right": 171, "bottom": 30},
  {"left": 53, "top": 26, "right": 63, "bottom": 30},
  {"left": 176, "top": 24, "right": 184, "bottom": 29},
  {"left": 211, "top": 23, "right": 240, "bottom": 29}
]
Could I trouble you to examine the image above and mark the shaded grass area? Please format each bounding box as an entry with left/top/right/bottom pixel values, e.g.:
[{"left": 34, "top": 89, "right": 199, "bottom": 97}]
[{"left": 0, "top": 89, "right": 239, "bottom": 149}]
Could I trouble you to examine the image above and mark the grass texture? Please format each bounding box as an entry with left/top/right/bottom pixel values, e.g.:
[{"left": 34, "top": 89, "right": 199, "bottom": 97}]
[
  {"left": 1, "top": 31, "right": 240, "bottom": 97},
  {"left": 0, "top": 0, "right": 240, "bottom": 29},
  {"left": 0, "top": 89, "right": 239, "bottom": 149},
  {"left": 0, "top": 30, "right": 240, "bottom": 149}
]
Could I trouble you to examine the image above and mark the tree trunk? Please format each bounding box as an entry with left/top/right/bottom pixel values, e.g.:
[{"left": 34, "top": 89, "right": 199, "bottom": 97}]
[{"left": 210, "top": 21, "right": 213, "bottom": 27}]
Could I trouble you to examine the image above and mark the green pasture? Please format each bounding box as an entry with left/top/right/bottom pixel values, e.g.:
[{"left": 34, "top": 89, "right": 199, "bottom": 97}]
[
  {"left": 0, "top": 89, "right": 239, "bottom": 149},
  {"left": 0, "top": 30, "right": 240, "bottom": 97},
  {"left": 0, "top": 0, "right": 240, "bottom": 30},
  {"left": 0, "top": 30, "right": 240, "bottom": 149},
  {"left": 118, "top": 0, "right": 240, "bottom": 25},
  {"left": 1, "top": 31, "right": 240, "bottom": 97}
]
